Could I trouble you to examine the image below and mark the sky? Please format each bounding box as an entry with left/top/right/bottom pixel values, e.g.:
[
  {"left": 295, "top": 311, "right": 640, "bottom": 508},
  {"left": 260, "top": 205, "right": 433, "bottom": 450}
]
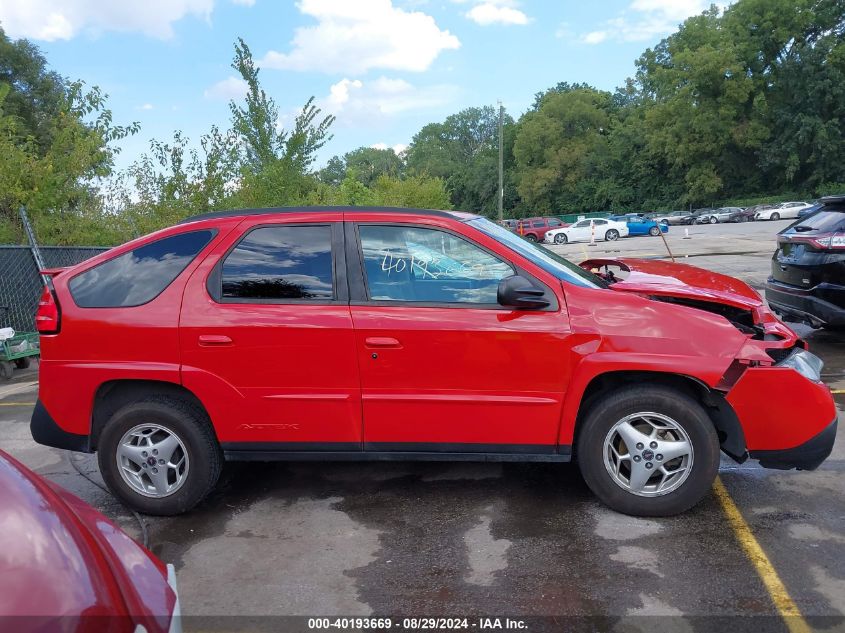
[{"left": 0, "top": 0, "right": 719, "bottom": 171}]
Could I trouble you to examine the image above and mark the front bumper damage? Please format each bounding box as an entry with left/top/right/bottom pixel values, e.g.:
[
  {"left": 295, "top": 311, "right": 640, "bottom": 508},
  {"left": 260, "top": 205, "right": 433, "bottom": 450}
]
[
  {"left": 725, "top": 365, "right": 838, "bottom": 471},
  {"left": 750, "top": 418, "right": 837, "bottom": 471}
]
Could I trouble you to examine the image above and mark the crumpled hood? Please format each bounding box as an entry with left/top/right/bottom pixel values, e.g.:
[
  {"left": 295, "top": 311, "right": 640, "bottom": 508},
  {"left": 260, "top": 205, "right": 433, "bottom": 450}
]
[
  {"left": 578, "top": 258, "right": 801, "bottom": 352},
  {"left": 580, "top": 257, "right": 763, "bottom": 309}
]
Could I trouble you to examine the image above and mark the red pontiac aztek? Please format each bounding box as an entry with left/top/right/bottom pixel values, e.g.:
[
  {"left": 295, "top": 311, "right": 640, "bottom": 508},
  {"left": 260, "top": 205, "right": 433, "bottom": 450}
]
[{"left": 31, "top": 207, "right": 837, "bottom": 517}]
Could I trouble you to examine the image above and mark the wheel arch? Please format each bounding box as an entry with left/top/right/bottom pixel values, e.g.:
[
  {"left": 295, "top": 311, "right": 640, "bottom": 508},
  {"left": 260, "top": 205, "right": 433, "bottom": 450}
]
[
  {"left": 90, "top": 379, "right": 214, "bottom": 451},
  {"left": 569, "top": 370, "right": 747, "bottom": 462}
]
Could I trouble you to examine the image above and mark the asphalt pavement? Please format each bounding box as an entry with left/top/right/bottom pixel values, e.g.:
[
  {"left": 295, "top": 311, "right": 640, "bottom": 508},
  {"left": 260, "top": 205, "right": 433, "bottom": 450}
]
[{"left": 1, "top": 218, "right": 842, "bottom": 632}]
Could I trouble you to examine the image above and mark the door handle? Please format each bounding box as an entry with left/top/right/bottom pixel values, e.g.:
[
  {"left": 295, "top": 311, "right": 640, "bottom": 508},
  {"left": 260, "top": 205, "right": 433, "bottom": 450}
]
[
  {"left": 198, "top": 334, "right": 233, "bottom": 347},
  {"left": 364, "top": 337, "right": 402, "bottom": 349}
]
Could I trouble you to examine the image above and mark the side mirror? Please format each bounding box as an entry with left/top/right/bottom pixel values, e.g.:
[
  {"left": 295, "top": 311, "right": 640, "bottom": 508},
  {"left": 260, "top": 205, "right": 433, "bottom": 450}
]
[{"left": 497, "top": 275, "right": 550, "bottom": 310}]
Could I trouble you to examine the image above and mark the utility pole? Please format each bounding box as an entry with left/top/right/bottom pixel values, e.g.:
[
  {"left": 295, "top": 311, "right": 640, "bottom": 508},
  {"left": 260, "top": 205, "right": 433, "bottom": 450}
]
[{"left": 497, "top": 101, "right": 504, "bottom": 222}]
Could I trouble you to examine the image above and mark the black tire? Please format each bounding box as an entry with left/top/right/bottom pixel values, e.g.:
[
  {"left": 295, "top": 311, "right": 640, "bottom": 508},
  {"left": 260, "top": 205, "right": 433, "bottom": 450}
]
[
  {"left": 97, "top": 396, "right": 222, "bottom": 516},
  {"left": 0, "top": 361, "right": 12, "bottom": 380},
  {"left": 770, "top": 212, "right": 780, "bottom": 221},
  {"left": 14, "top": 357, "right": 31, "bottom": 369},
  {"left": 576, "top": 385, "right": 719, "bottom": 517},
  {"left": 648, "top": 226, "right": 660, "bottom": 236},
  {"left": 605, "top": 229, "right": 619, "bottom": 241},
  {"left": 524, "top": 234, "right": 537, "bottom": 242},
  {"left": 554, "top": 233, "right": 568, "bottom": 244}
]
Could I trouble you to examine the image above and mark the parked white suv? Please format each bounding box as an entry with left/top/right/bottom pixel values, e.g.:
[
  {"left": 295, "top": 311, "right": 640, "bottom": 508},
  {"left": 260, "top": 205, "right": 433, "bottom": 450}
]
[
  {"left": 544, "top": 218, "right": 629, "bottom": 244},
  {"left": 755, "top": 201, "right": 814, "bottom": 221}
]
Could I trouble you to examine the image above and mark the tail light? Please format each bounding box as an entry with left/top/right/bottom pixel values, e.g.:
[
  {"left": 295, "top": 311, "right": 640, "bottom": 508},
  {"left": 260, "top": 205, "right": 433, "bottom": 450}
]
[
  {"left": 36, "top": 286, "right": 61, "bottom": 334},
  {"left": 788, "top": 233, "right": 845, "bottom": 250}
]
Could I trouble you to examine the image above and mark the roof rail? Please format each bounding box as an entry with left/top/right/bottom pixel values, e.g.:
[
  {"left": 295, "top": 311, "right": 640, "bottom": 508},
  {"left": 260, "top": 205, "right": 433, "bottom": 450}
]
[{"left": 178, "top": 205, "right": 455, "bottom": 224}]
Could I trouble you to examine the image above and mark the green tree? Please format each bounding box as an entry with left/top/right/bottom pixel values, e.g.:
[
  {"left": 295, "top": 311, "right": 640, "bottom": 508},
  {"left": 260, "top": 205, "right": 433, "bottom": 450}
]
[
  {"left": 0, "top": 59, "right": 139, "bottom": 244},
  {"left": 317, "top": 155, "right": 346, "bottom": 187},
  {"left": 0, "top": 26, "right": 66, "bottom": 153},
  {"left": 121, "top": 126, "right": 240, "bottom": 235},
  {"left": 228, "top": 38, "right": 334, "bottom": 207},
  {"left": 512, "top": 88, "right": 613, "bottom": 213},
  {"left": 343, "top": 146, "right": 403, "bottom": 187},
  {"left": 406, "top": 106, "right": 515, "bottom": 216}
]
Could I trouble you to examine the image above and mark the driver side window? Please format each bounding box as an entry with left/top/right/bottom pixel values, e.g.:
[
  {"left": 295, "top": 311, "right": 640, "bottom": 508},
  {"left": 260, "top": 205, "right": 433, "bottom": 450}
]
[{"left": 358, "top": 225, "right": 514, "bottom": 304}]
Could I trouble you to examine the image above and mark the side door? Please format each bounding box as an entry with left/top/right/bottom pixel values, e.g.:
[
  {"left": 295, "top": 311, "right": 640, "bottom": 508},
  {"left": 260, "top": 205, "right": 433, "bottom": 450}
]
[
  {"left": 627, "top": 218, "right": 644, "bottom": 235},
  {"left": 347, "top": 219, "right": 572, "bottom": 455},
  {"left": 567, "top": 220, "right": 590, "bottom": 242},
  {"left": 179, "top": 214, "right": 362, "bottom": 451}
]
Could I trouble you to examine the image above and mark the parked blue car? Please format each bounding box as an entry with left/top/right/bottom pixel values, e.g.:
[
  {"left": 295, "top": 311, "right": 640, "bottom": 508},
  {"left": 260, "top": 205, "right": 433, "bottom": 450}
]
[{"left": 609, "top": 215, "right": 669, "bottom": 237}]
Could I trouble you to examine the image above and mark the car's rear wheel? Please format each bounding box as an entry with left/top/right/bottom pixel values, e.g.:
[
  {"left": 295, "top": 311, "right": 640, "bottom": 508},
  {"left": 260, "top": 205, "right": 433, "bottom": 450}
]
[
  {"left": 525, "top": 234, "right": 537, "bottom": 242},
  {"left": 770, "top": 212, "right": 780, "bottom": 221},
  {"left": 648, "top": 226, "right": 660, "bottom": 236},
  {"left": 605, "top": 229, "right": 619, "bottom": 241},
  {"left": 554, "top": 233, "right": 567, "bottom": 244},
  {"left": 98, "top": 396, "right": 222, "bottom": 515},
  {"left": 577, "top": 385, "right": 719, "bottom": 516}
]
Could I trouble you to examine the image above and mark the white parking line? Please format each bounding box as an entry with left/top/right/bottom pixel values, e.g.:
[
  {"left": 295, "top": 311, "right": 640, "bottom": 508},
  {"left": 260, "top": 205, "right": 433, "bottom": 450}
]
[{"left": 0, "top": 381, "right": 38, "bottom": 399}]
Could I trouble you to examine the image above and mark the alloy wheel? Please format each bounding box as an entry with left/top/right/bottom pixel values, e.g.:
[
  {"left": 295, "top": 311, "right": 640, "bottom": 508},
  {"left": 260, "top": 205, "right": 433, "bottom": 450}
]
[
  {"left": 116, "top": 423, "right": 190, "bottom": 498},
  {"left": 602, "top": 412, "right": 693, "bottom": 497}
]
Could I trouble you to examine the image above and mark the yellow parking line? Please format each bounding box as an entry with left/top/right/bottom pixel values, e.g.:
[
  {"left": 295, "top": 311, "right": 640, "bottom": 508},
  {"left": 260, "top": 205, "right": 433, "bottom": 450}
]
[
  {"left": 831, "top": 389, "right": 845, "bottom": 394},
  {"left": 713, "top": 477, "right": 811, "bottom": 633},
  {"left": 0, "top": 402, "right": 35, "bottom": 406}
]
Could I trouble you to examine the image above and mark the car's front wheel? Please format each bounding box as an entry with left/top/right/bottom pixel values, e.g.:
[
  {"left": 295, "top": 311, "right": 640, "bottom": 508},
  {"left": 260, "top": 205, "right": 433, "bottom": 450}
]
[
  {"left": 605, "top": 229, "right": 620, "bottom": 241},
  {"left": 98, "top": 396, "right": 222, "bottom": 515},
  {"left": 577, "top": 385, "right": 719, "bottom": 516},
  {"left": 554, "top": 233, "right": 567, "bottom": 244},
  {"left": 709, "top": 216, "right": 718, "bottom": 224},
  {"left": 770, "top": 212, "right": 780, "bottom": 221},
  {"left": 648, "top": 226, "right": 660, "bottom": 236}
]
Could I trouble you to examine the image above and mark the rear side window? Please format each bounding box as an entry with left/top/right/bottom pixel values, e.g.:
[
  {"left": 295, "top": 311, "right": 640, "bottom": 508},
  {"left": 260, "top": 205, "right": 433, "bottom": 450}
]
[
  {"left": 221, "top": 225, "right": 334, "bottom": 301},
  {"left": 69, "top": 230, "right": 215, "bottom": 308}
]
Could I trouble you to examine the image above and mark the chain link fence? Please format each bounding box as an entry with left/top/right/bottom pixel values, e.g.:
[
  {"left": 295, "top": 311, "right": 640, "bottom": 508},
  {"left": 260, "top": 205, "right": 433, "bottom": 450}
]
[{"left": 0, "top": 246, "right": 109, "bottom": 333}]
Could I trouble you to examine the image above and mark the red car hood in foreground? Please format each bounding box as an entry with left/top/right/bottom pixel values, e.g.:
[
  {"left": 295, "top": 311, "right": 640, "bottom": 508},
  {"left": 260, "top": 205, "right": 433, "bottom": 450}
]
[
  {"left": 580, "top": 257, "right": 798, "bottom": 343},
  {"left": 0, "top": 451, "right": 178, "bottom": 633}
]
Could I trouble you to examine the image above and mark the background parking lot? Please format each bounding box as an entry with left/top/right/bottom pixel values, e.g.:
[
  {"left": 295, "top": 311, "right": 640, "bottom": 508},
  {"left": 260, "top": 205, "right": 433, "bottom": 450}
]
[{"left": 1, "top": 219, "right": 843, "bottom": 630}]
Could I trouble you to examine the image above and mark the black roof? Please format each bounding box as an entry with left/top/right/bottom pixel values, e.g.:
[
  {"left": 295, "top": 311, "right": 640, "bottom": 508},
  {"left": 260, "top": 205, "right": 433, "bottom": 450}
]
[
  {"left": 179, "top": 205, "right": 461, "bottom": 224},
  {"left": 820, "top": 194, "right": 845, "bottom": 205}
]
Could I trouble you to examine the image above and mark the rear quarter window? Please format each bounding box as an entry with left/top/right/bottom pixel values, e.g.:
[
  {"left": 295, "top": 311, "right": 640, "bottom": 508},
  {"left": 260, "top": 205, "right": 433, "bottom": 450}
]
[{"left": 69, "top": 230, "right": 215, "bottom": 308}]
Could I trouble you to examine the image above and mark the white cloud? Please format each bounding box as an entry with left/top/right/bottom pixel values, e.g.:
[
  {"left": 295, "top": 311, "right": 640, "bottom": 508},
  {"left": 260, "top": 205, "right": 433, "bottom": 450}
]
[
  {"left": 0, "top": 0, "right": 213, "bottom": 41},
  {"left": 137, "top": 103, "right": 154, "bottom": 110},
  {"left": 465, "top": 2, "right": 528, "bottom": 26},
  {"left": 231, "top": 0, "right": 255, "bottom": 5},
  {"left": 259, "top": 0, "right": 460, "bottom": 74},
  {"left": 318, "top": 76, "right": 456, "bottom": 125},
  {"left": 554, "top": 22, "right": 573, "bottom": 39},
  {"left": 371, "top": 142, "right": 409, "bottom": 154},
  {"left": 204, "top": 76, "right": 249, "bottom": 100},
  {"left": 583, "top": 31, "right": 608, "bottom": 44},
  {"left": 581, "top": 0, "right": 723, "bottom": 45}
]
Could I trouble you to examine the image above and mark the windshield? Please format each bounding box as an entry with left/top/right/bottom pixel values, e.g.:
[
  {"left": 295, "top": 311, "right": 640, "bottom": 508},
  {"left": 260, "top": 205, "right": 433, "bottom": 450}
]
[
  {"left": 784, "top": 207, "right": 845, "bottom": 234},
  {"left": 468, "top": 217, "right": 607, "bottom": 289}
]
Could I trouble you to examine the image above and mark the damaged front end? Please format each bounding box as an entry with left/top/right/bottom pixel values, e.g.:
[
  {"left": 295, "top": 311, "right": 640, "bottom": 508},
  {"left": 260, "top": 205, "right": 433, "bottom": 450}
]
[
  {"left": 579, "top": 257, "right": 837, "bottom": 469},
  {"left": 580, "top": 257, "right": 800, "bottom": 355}
]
